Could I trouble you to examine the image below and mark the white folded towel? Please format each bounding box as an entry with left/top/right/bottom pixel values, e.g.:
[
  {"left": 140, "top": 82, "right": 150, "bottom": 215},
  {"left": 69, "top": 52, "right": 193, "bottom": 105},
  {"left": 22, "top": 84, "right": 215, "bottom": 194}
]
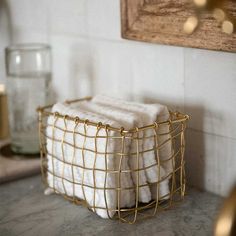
[
  {"left": 71, "top": 101, "right": 152, "bottom": 203},
  {"left": 92, "top": 95, "right": 172, "bottom": 200},
  {"left": 46, "top": 103, "right": 135, "bottom": 219}
]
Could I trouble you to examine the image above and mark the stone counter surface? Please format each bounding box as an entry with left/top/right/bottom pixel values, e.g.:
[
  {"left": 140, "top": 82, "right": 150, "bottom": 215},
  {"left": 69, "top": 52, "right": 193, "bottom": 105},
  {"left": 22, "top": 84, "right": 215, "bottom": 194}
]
[{"left": 0, "top": 176, "right": 222, "bottom": 236}]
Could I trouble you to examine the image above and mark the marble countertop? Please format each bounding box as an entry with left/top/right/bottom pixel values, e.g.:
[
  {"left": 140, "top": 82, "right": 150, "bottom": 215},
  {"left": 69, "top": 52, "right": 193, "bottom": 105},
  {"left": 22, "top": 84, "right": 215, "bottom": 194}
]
[{"left": 0, "top": 175, "right": 222, "bottom": 236}]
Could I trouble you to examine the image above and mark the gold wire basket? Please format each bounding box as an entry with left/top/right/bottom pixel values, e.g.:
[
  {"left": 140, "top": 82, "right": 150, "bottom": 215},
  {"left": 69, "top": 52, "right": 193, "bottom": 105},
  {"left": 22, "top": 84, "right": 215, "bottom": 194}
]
[{"left": 37, "top": 97, "right": 189, "bottom": 224}]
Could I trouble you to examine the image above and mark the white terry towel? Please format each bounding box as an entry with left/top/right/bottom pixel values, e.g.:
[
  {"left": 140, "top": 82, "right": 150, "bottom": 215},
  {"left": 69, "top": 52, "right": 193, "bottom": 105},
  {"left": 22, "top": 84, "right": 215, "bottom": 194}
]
[
  {"left": 46, "top": 103, "right": 135, "bottom": 219},
  {"left": 71, "top": 100, "right": 152, "bottom": 203},
  {"left": 92, "top": 95, "right": 172, "bottom": 200}
]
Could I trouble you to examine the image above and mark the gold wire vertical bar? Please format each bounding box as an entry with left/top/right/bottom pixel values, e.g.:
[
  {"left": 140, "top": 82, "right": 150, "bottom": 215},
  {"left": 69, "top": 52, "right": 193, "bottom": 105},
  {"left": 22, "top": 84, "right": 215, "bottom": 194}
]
[
  {"left": 38, "top": 110, "right": 46, "bottom": 185},
  {"left": 61, "top": 116, "right": 68, "bottom": 196},
  {"left": 117, "top": 130, "right": 125, "bottom": 221},
  {"left": 51, "top": 114, "right": 59, "bottom": 192},
  {"left": 180, "top": 122, "right": 186, "bottom": 198},
  {"left": 71, "top": 119, "right": 79, "bottom": 203},
  {"left": 152, "top": 123, "right": 161, "bottom": 216},
  {"left": 183, "top": 124, "right": 187, "bottom": 194},
  {"left": 103, "top": 125, "right": 111, "bottom": 218},
  {"left": 169, "top": 121, "right": 176, "bottom": 207},
  {"left": 133, "top": 128, "right": 140, "bottom": 223},
  {"left": 42, "top": 118, "right": 49, "bottom": 182},
  {"left": 81, "top": 121, "right": 89, "bottom": 208},
  {"left": 93, "top": 124, "right": 101, "bottom": 214}
]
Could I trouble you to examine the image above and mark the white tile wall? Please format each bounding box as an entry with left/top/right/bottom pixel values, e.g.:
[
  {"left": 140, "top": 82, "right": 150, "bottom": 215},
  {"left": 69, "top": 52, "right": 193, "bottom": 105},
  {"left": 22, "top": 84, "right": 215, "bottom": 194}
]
[
  {"left": 185, "top": 48, "right": 236, "bottom": 139},
  {"left": 86, "top": 0, "right": 121, "bottom": 40},
  {"left": 51, "top": 35, "right": 97, "bottom": 101},
  {"left": 50, "top": 0, "right": 87, "bottom": 36},
  {"left": 7, "top": 0, "right": 48, "bottom": 31},
  {"left": 91, "top": 40, "right": 134, "bottom": 99},
  {"left": 186, "top": 129, "right": 236, "bottom": 196},
  {"left": 130, "top": 42, "right": 185, "bottom": 111},
  {"left": 49, "top": 0, "right": 121, "bottom": 40},
  {"left": 0, "top": 0, "right": 12, "bottom": 84},
  {"left": 11, "top": 27, "right": 49, "bottom": 44},
  {"left": 1, "top": 0, "right": 236, "bottom": 196},
  {"left": 49, "top": 35, "right": 134, "bottom": 101}
]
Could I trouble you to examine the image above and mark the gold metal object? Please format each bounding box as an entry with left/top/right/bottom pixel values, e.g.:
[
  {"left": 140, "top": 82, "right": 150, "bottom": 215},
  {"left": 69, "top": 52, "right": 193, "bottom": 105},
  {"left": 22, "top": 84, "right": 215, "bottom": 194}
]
[
  {"left": 214, "top": 186, "right": 236, "bottom": 236},
  {"left": 184, "top": 0, "right": 235, "bottom": 35},
  {"left": 222, "top": 20, "right": 234, "bottom": 34},
  {"left": 213, "top": 8, "right": 226, "bottom": 22},
  {"left": 183, "top": 16, "right": 199, "bottom": 35},
  {"left": 0, "top": 84, "right": 9, "bottom": 139},
  {"left": 38, "top": 97, "right": 189, "bottom": 224},
  {"left": 194, "top": 0, "right": 207, "bottom": 8}
]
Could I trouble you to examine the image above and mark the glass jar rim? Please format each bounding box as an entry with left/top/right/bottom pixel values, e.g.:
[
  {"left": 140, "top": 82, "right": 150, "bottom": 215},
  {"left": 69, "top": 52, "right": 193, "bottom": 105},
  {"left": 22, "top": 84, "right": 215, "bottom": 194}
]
[{"left": 6, "top": 43, "right": 50, "bottom": 52}]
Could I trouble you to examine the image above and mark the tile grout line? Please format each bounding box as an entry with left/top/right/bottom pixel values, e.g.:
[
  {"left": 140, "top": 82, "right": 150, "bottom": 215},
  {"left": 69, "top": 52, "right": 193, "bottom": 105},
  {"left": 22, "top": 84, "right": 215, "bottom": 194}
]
[{"left": 187, "top": 127, "right": 236, "bottom": 141}]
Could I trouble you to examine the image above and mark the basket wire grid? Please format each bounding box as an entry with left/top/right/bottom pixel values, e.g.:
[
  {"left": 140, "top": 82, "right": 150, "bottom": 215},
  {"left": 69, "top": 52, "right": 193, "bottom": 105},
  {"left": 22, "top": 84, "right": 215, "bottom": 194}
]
[{"left": 37, "top": 97, "right": 189, "bottom": 224}]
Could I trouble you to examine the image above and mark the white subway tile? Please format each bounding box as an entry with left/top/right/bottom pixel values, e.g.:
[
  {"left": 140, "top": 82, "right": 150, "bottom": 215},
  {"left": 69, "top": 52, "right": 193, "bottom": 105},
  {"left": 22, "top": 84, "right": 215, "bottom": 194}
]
[
  {"left": 90, "top": 40, "right": 133, "bottom": 99},
  {"left": 49, "top": 0, "right": 121, "bottom": 40},
  {"left": 7, "top": 0, "right": 48, "bottom": 31},
  {"left": 0, "top": 60, "right": 6, "bottom": 85},
  {"left": 49, "top": 35, "right": 94, "bottom": 101},
  {"left": 48, "top": 35, "right": 134, "bottom": 102},
  {"left": 50, "top": 0, "right": 87, "bottom": 36},
  {"left": 185, "top": 128, "right": 236, "bottom": 196},
  {"left": 0, "top": 6, "right": 11, "bottom": 85},
  {"left": 184, "top": 48, "right": 236, "bottom": 139},
  {"left": 86, "top": 0, "right": 121, "bottom": 40},
  {"left": 130, "top": 42, "right": 185, "bottom": 111},
  {"left": 11, "top": 27, "right": 49, "bottom": 44}
]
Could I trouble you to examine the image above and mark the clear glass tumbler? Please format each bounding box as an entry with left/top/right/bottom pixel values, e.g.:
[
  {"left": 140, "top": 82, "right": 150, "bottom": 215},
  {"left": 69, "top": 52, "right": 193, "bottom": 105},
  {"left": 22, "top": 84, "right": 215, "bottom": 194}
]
[{"left": 5, "top": 43, "right": 51, "bottom": 154}]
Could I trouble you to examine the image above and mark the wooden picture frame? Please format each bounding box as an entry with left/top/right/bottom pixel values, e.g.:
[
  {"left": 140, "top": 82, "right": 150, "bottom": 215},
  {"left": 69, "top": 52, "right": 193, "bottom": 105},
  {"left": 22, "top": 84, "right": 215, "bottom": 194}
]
[{"left": 121, "top": 0, "right": 236, "bottom": 52}]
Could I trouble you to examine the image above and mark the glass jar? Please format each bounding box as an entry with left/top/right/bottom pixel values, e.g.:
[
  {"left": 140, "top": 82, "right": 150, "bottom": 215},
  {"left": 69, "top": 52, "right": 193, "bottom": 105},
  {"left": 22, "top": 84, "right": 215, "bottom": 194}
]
[{"left": 5, "top": 43, "right": 51, "bottom": 154}]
